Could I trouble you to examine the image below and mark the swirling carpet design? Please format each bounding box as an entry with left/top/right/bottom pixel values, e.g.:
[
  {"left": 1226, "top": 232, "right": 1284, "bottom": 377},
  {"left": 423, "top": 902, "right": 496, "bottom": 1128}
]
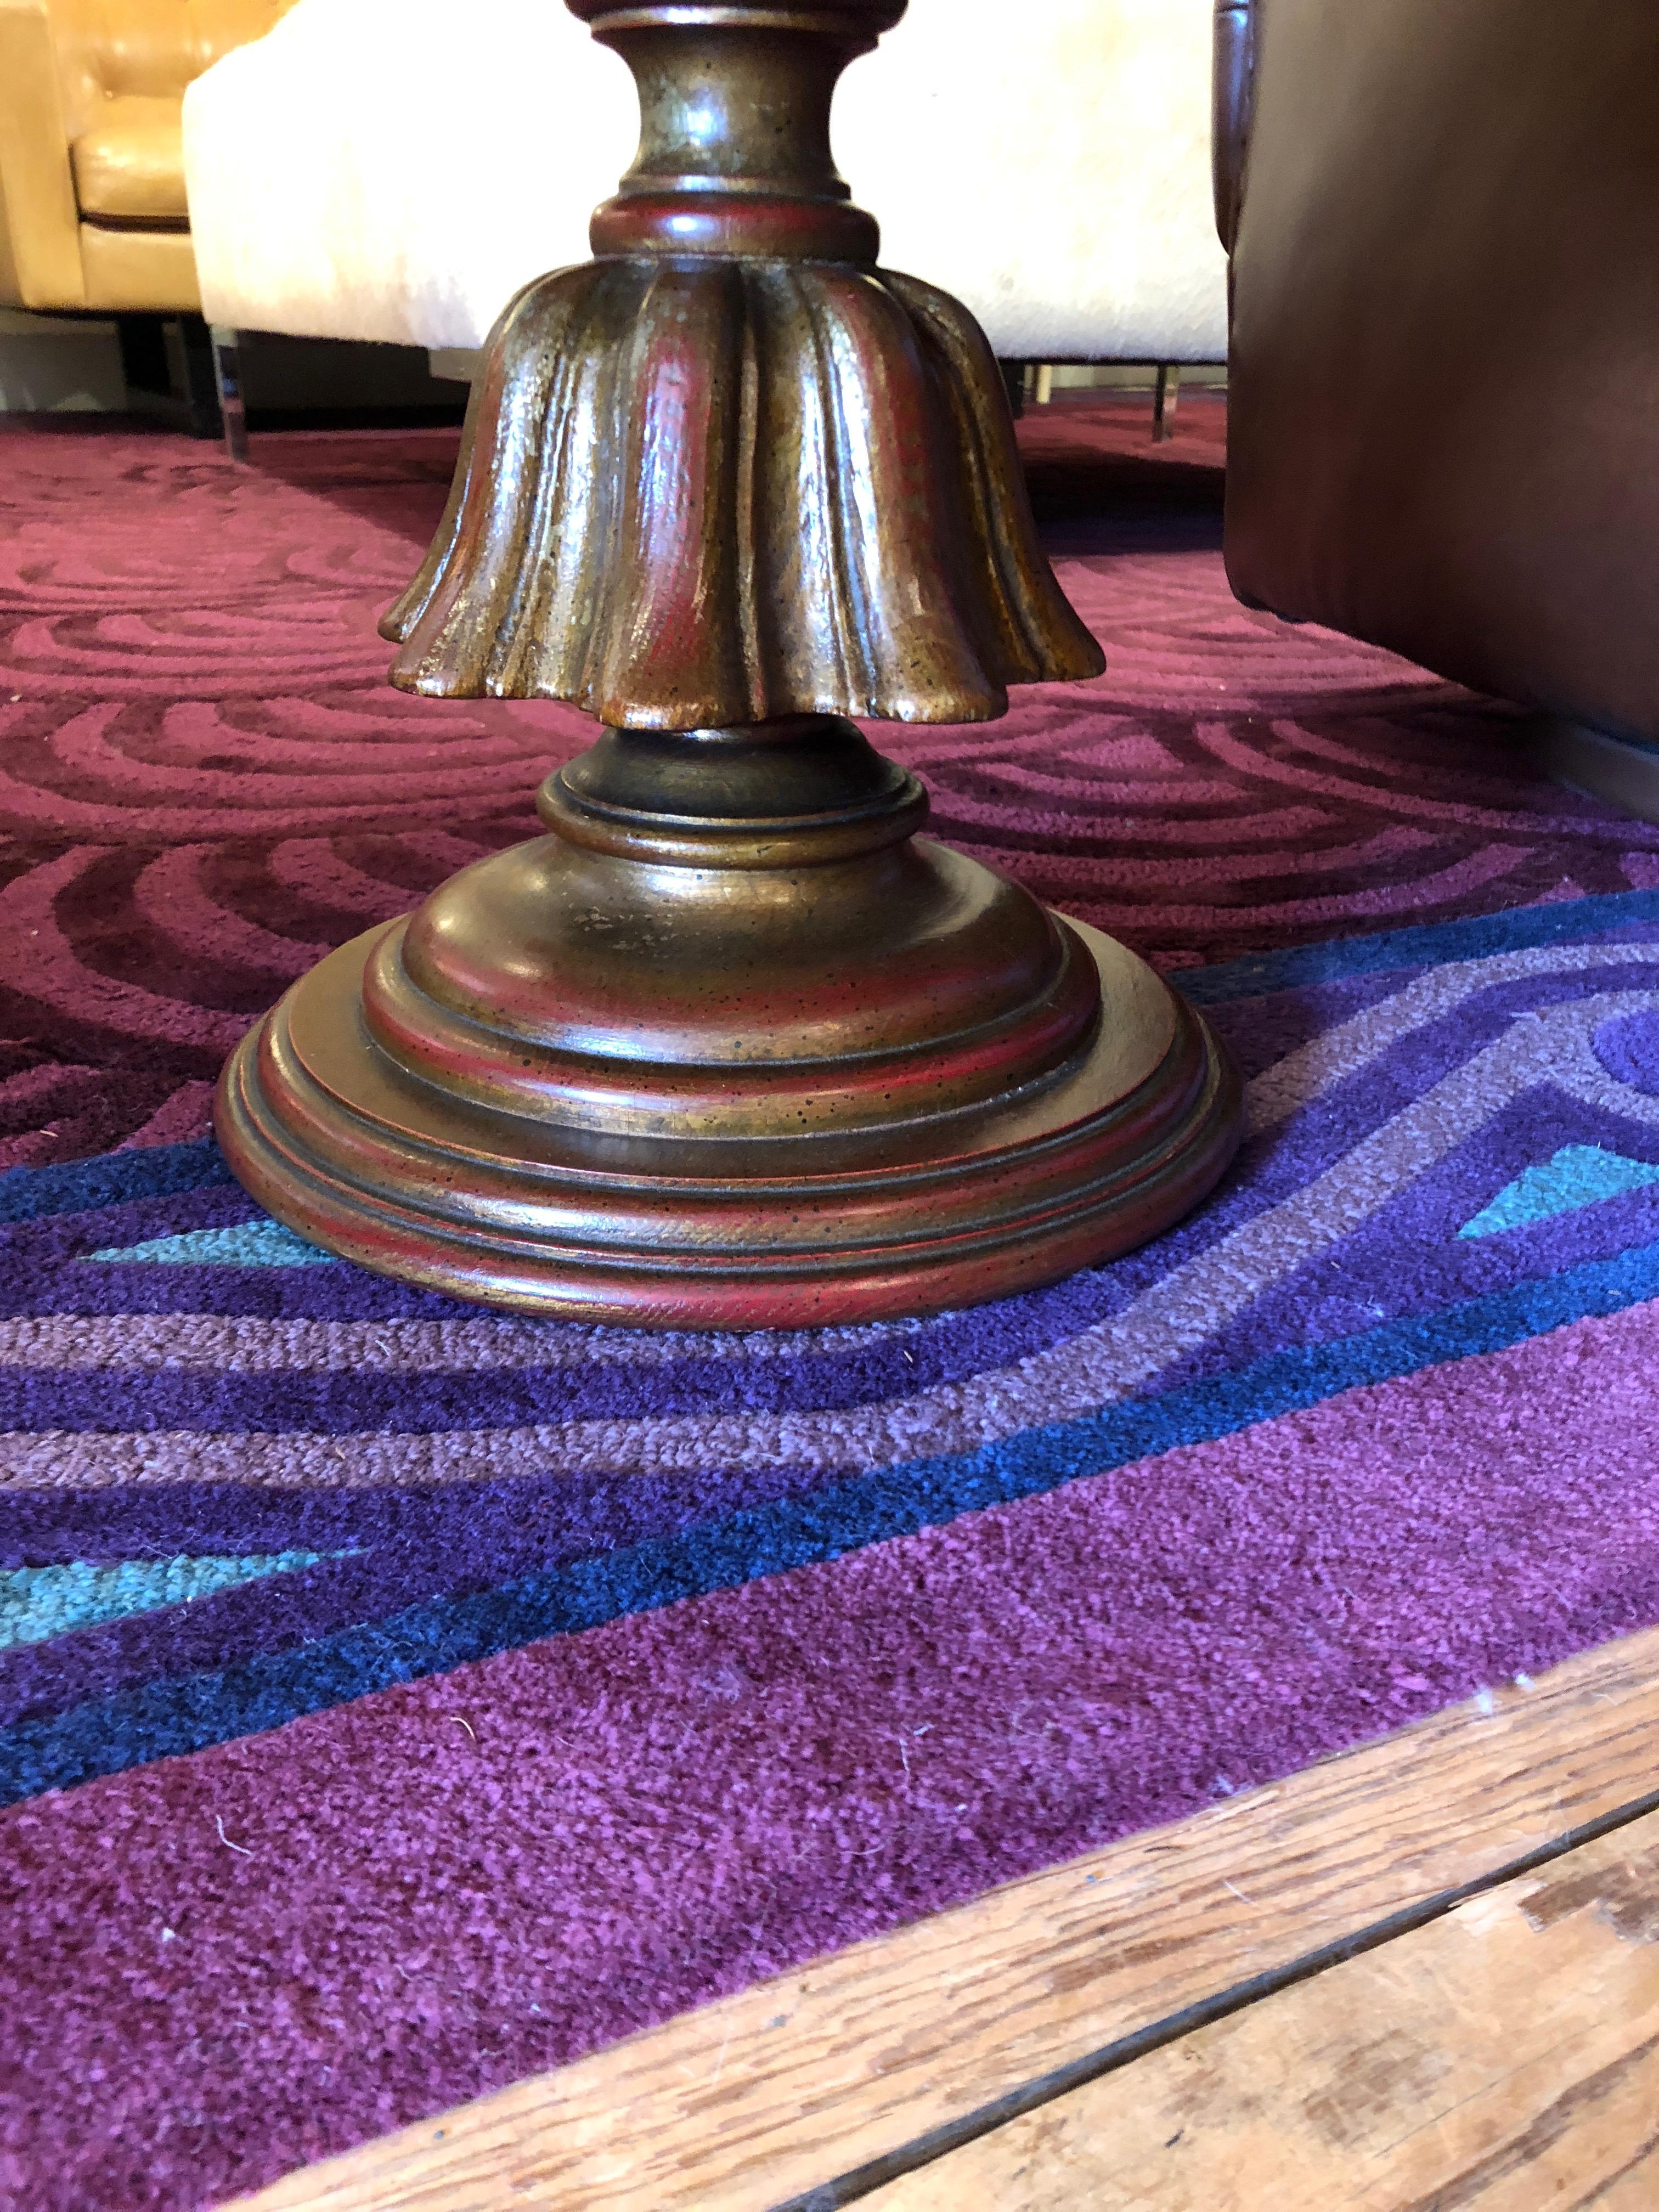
[{"left": 7, "top": 400, "right": 1659, "bottom": 2208}]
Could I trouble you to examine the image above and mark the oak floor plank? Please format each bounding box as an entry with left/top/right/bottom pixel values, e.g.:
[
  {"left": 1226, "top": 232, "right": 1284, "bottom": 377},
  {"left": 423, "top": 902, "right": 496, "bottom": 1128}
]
[
  {"left": 229, "top": 1626, "right": 1659, "bottom": 2212},
  {"left": 872, "top": 1812, "right": 1659, "bottom": 2210}
]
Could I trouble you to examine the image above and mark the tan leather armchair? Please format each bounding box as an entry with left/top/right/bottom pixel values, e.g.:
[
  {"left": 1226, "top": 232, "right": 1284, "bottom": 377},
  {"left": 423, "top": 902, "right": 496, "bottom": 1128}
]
[{"left": 0, "top": 0, "right": 293, "bottom": 313}]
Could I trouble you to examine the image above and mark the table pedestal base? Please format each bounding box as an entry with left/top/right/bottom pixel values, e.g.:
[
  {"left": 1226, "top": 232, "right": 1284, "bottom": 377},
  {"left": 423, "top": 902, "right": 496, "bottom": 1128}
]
[
  {"left": 219, "top": 911, "right": 1235, "bottom": 1329},
  {"left": 218, "top": 719, "right": 1238, "bottom": 1325},
  {"left": 214, "top": 0, "right": 1245, "bottom": 1324}
]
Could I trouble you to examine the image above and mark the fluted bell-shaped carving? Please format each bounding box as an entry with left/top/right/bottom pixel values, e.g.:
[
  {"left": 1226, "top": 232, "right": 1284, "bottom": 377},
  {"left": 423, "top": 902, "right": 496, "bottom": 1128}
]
[
  {"left": 383, "top": 0, "right": 1103, "bottom": 726},
  {"left": 383, "top": 256, "right": 1104, "bottom": 727}
]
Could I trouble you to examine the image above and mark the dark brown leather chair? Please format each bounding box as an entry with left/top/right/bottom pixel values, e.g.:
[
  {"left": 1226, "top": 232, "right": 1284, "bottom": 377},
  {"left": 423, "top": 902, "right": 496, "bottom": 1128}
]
[{"left": 1214, "top": 0, "right": 1659, "bottom": 805}]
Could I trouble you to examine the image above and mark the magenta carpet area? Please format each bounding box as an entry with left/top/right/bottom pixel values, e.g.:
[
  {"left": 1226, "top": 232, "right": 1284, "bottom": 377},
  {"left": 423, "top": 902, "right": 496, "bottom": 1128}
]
[{"left": 8, "top": 398, "right": 1659, "bottom": 2207}]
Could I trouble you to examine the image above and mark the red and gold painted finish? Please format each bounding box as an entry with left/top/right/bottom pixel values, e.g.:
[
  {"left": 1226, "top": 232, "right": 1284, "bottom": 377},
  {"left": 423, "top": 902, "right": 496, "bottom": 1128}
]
[{"left": 217, "top": 0, "right": 1242, "bottom": 1324}]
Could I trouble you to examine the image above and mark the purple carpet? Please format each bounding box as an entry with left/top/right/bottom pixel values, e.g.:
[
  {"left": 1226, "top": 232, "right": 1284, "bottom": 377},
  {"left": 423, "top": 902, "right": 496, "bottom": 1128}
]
[{"left": 6, "top": 399, "right": 1659, "bottom": 2208}]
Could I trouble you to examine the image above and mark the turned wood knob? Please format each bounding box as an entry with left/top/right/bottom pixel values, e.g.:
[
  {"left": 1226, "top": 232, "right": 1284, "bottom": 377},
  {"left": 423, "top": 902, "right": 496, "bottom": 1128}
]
[{"left": 573, "top": 0, "right": 904, "bottom": 259}]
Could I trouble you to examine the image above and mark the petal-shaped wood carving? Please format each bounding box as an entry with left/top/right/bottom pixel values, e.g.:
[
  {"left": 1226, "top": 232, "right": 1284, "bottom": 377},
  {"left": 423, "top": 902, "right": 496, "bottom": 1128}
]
[{"left": 382, "top": 257, "right": 1104, "bottom": 726}]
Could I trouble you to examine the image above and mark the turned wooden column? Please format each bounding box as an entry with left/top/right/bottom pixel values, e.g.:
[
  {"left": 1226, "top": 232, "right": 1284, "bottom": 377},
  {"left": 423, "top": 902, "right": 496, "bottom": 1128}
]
[{"left": 216, "top": 0, "right": 1242, "bottom": 1327}]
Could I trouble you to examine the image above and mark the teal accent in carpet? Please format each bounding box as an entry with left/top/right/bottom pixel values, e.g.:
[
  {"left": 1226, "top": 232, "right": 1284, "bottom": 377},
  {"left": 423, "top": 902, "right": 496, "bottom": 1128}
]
[
  {"left": 1460, "top": 1144, "right": 1659, "bottom": 1239},
  {"left": 0, "top": 1553, "right": 326, "bottom": 1649},
  {"left": 89, "top": 1221, "right": 338, "bottom": 1267}
]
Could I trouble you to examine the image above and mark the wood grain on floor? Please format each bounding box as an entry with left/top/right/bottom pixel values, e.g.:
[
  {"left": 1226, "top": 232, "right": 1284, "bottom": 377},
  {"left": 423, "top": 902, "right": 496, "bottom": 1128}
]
[
  {"left": 229, "top": 1626, "right": 1659, "bottom": 2212},
  {"left": 871, "top": 1812, "right": 1659, "bottom": 2210}
]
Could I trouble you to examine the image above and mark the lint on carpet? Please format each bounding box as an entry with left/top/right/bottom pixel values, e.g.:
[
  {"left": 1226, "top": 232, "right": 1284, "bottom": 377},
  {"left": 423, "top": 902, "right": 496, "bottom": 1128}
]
[{"left": 4, "top": 397, "right": 1659, "bottom": 2209}]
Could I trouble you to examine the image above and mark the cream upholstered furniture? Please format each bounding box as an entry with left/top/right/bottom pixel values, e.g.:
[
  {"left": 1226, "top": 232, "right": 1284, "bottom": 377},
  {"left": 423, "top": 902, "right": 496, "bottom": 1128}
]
[
  {"left": 0, "top": 0, "right": 294, "bottom": 314},
  {"left": 181, "top": 0, "right": 1228, "bottom": 373}
]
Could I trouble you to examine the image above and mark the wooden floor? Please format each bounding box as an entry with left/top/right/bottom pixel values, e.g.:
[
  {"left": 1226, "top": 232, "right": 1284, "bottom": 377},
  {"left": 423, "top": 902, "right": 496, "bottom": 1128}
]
[{"left": 233, "top": 1626, "right": 1659, "bottom": 2211}]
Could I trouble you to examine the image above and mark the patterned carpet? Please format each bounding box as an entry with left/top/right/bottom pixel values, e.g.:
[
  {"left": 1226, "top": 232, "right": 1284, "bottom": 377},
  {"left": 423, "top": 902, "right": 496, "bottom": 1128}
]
[
  {"left": 4, "top": 395, "right": 1654, "bottom": 1171},
  {"left": 8, "top": 398, "right": 1659, "bottom": 2208}
]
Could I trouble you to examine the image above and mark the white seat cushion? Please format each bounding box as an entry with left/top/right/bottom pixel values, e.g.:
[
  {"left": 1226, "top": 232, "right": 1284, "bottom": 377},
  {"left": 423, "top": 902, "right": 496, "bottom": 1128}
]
[{"left": 182, "top": 0, "right": 1227, "bottom": 362}]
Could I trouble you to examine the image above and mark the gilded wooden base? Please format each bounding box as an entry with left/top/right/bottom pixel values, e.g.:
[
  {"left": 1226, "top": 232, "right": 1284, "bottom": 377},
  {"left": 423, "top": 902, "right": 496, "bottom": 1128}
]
[
  {"left": 213, "top": 2, "right": 1244, "bottom": 1324},
  {"left": 217, "top": 921, "right": 1236, "bottom": 1328},
  {"left": 216, "top": 722, "right": 1239, "bottom": 1327}
]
